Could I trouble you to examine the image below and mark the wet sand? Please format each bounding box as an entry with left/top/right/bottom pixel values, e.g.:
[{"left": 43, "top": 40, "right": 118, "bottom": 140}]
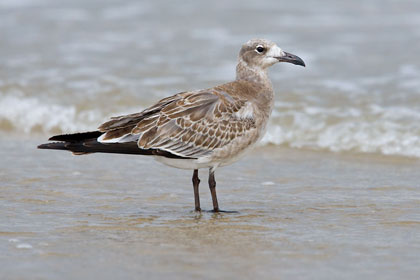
[
  {"left": 2, "top": 0, "right": 420, "bottom": 278},
  {"left": 1, "top": 137, "right": 419, "bottom": 279}
]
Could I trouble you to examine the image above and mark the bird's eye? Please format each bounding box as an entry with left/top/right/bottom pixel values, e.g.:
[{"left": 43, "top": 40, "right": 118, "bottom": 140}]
[{"left": 256, "top": 46, "right": 265, "bottom": 53}]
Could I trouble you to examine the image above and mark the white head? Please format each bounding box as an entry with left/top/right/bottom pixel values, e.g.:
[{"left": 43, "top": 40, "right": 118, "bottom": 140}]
[{"left": 238, "top": 39, "right": 305, "bottom": 70}]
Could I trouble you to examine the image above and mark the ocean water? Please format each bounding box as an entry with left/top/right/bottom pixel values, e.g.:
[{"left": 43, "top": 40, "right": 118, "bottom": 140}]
[
  {"left": 1, "top": 2, "right": 420, "bottom": 279},
  {"left": 1, "top": 0, "right": 420, "bottom": 157}
]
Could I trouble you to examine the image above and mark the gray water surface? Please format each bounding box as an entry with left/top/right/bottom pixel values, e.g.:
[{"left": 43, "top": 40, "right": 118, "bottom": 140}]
[
  {"left": 1, "top": 139, "right": 420, "bottom": 279},
  {"left": 1, "top": 0, "right": 420, "bottom": 279}
]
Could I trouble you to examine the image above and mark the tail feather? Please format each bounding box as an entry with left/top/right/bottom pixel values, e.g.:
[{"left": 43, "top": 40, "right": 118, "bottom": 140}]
[
  {"left": 38, "top": 142, "right": 71, "bottom": 151},
  {"left": 38, "top": 131, "right": 192, "bottom": 159}
]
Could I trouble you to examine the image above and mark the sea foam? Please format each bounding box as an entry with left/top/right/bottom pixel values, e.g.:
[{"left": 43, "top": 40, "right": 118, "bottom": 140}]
[
  {"left": 2, "top": 94, "right": 420, "bottom": 158},
  {"left": 0, "top": 94, "right": 102, "bottom": 133},
  {"left": 261, "top": 104, "right": 420, "bottom": 158}
]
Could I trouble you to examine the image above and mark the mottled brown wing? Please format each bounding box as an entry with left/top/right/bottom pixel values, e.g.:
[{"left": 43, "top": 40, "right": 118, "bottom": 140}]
[
  {"left": 98, "top": 90, "right": 256, "bottom": 158},
  {"left": 98, "top": 93, "right": 183, "bottom": 139}
]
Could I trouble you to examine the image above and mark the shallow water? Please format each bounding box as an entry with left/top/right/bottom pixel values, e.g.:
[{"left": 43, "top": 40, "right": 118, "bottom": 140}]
[
  {"left": 1, "top": 0, "right": 420, "bottom": 156},
  {"left": 1, "top": 0, "right": 420, "bottom": 278},
  {"left": 1, "top": 138, "right": 420, "bottom": 279}
]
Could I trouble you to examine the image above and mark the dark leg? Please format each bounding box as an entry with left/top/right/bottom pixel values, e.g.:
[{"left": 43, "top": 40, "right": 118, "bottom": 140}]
[
  {"left": 208, "top": 169, "right": 219, "bottom": 212},
  {"left": 192, "top": 169, "right": 201, "bottom": 211}
]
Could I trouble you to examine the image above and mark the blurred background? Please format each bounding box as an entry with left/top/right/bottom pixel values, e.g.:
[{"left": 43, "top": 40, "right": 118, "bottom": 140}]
[
  {"left": 2, "top": 2, "right": 420, "bottom": 279},
  {"left": 1, "top": 0, "right": 420, "bottom": 157}
]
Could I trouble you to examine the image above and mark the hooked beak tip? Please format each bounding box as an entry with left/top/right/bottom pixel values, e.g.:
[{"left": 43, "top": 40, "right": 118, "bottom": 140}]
[{"left": 276, "top": 52, "right": 305, "bottom": 67}]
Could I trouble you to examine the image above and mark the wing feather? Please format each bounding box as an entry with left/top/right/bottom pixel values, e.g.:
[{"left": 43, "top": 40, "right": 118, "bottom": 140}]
[{"left": 97, "top": 87, "right": 257, "bottom": 158}]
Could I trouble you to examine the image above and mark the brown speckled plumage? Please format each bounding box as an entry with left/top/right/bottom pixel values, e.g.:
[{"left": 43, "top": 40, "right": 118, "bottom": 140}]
[{"left": 38, "top": 39, "right": 305, "bottom": 211}]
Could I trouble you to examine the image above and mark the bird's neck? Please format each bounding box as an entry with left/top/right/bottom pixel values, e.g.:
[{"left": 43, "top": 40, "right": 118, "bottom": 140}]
[
  {"left": 235, "top": 60, "right": 272, "bottom": 89},
  {"left": 235, "top": 59, "right": 275, "bottom": 122}
]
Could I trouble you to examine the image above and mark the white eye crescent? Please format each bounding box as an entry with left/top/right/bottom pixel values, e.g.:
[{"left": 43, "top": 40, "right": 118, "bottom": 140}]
[{"left": 255, "top": 45, "right": 265, "bottom": 53}]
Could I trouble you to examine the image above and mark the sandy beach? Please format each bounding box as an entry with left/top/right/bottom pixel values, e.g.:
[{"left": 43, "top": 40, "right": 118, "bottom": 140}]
[{"left": 1, "top": 136, "right": 419, "bottom": 279}]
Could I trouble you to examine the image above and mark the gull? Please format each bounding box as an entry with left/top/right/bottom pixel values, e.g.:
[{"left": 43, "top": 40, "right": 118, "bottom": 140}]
[{"left": 38, "top": 39, "right": 305, "bottom": 212}]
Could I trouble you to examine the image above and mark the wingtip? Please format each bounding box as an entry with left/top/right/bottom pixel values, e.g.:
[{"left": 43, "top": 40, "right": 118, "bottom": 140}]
[
  {"left": 48, "top": 134, "right": 68, "bottom": 141},
  {"left": 47, "top": 131, "right": 103, "bottom": 142},
  {"left": 48, "top": 135, "right": 60, "bottom": 141}
]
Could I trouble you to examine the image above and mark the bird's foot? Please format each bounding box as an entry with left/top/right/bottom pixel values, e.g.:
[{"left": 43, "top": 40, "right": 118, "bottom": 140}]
[{"left": 204, "top": 209, "right": 239, "bottom": 214}]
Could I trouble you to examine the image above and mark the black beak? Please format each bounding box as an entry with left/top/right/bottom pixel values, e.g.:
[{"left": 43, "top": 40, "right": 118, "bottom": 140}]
[{"left": 275, "top": 52, "right": 305, "bottom": 67}]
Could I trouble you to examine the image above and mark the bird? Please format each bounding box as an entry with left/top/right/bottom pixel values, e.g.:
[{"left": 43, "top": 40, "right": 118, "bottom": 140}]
[{"left": 38, "top": 39, "right": 305, "bottom": 212}]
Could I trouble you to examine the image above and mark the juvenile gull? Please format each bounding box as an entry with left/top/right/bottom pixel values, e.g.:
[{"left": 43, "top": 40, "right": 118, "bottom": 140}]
[{"left": 38, "top": 39, "right": 305, "bottom": 212}]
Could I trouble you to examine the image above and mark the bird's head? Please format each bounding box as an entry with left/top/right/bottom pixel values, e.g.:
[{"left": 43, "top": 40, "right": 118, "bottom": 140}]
[{"left": 239, "top": 39, "right": 305, "bottom": 70}]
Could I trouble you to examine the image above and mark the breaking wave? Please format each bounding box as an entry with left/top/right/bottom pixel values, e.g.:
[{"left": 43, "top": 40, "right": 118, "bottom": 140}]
[
  {"left": 0, "top": 94, "right": 104, "bottom": 134},
  {"left": 261, "top": 103, "right": 420, "bottom": 158},
  {"left": 1, "top": 94, "right": 420, "bottom": 158}
]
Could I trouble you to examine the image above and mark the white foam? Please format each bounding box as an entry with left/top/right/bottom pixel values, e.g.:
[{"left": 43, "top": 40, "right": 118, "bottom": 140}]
[
  {"left": 0, "top": 94, "right": 102, "bottom": 134},
  {"left": 0, "top": 0, "right": 46, "bottom": 8},
  {"left": 261, "top": 105, "right": 420, "bottom": 158},
  {"left": 2, "top": 93, "right": 420, "bottom": 158},
  {"left": 323, "top": 79, "right": 364, "bottom": 93},
  {"left": 16, "top": 243, "right": 33, "bottom": 249},
  {"left": 42, "top": 8, "right": 90, "bottom": 21},
  {"left": 101, "top": 3, "right": 150, "bottom": 20}
]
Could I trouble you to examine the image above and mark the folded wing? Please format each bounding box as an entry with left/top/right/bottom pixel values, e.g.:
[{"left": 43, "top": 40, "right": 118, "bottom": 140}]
[{"left": 98, "top": 89, "right": 257, "bottom": 158}]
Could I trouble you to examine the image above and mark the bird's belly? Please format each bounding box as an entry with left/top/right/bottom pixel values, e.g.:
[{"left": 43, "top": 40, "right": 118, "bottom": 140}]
[
  {"left": 217, "top": 140, "right": 258, "bottom": 167},
  {"left": 154, "top": 120, "right": 266, "bottom": 170},
  {"left": 153, "top": 139, "right": 259, "bottom": 170},
  {"left": 154, "top": 157, "right": 212, "bottom": 170}
]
